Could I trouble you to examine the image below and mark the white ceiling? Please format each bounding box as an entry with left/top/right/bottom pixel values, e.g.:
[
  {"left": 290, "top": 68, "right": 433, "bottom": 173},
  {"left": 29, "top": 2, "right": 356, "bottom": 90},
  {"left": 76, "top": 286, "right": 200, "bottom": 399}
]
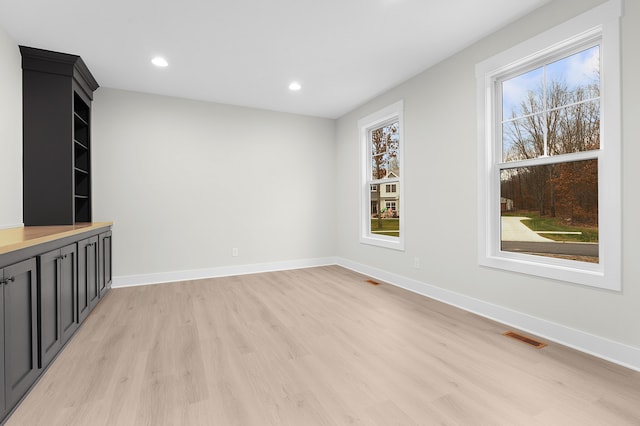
[{"left": 0, "top": 0, "right": 549, "bottom": 118}]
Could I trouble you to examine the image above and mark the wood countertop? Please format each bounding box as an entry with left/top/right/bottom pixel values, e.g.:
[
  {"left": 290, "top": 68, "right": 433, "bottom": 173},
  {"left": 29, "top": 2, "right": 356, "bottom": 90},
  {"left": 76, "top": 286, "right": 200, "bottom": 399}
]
[{"left": 0, "top": 222, "right": 113, "bottom": 255}]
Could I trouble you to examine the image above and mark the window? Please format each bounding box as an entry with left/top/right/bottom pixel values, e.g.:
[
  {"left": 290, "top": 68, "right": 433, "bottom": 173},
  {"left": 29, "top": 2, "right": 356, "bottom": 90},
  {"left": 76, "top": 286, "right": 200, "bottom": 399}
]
[
  {"left": 476, "top": 0, "right": 621, "bottom": 290},
  {"left": 359, "top": 101, "right": 404, "bottom": 250}
]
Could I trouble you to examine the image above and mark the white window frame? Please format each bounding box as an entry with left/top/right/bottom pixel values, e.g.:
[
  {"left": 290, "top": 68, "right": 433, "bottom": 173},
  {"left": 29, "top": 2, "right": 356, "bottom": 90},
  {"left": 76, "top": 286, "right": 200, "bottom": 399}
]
[
  {"left": 359, "top": 100, "right": 404, "bottom": 251},
  {"left": 476, "top": 0, "right": 621, "bottom": 290}
]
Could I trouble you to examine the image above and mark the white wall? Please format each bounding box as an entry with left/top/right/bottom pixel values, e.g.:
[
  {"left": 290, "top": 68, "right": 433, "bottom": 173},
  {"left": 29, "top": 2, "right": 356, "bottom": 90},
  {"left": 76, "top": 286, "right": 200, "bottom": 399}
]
[
  {"left": 0, "top": 25, "right": 22, "bottom": 229},
  {"left": 336, "top": 0, "right": 640, "bottom": 351},
  {"left": 92, "top": 88, "right": 336, "bottom": 280}
]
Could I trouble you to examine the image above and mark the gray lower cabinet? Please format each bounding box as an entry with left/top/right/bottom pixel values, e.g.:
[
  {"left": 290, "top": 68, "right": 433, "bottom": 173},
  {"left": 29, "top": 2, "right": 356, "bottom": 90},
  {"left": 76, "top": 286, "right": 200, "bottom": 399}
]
[
  {"left": 38, "top": 244, "right": 78, "bottom": 369},
  {"left": 1, "top": 258, "right": 39, "bottom": 418},
  {"left": 0, "top": 271, "right": 4, "bottom": 420},
  {"left": 0, "top": 224, "right": 111, "bottom": 424},
  {"left": 78, "top": 236, "right": 98, "bottom": 323},
  {"left": 98, "top": 231, "right": 112, "bottom": 298}
]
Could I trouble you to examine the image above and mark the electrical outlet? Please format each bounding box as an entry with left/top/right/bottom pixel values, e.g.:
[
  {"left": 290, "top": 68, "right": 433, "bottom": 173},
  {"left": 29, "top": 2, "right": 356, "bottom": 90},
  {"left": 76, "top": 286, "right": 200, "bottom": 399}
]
[
  {"left": 413, "top": 257, "right": 420, "bottom": 269},
  {"left": 232, "top": 248, "right": 239, "bottom": 257}
]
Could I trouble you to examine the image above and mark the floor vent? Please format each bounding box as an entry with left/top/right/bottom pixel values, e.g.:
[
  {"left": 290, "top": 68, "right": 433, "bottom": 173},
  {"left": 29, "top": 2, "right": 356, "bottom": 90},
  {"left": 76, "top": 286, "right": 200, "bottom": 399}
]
[
  {"left": 503, "top": 331, "right": 547, "bottom": 349},
  {"left": 365, "top": 279, "right": 380, "bottom": 286}
]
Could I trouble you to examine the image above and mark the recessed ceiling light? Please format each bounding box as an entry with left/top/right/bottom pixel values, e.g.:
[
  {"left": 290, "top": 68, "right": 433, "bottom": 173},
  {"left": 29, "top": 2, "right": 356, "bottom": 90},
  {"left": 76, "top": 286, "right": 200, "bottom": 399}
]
[
  {"left": 151, "top": 57, "right": 169, "bottom": 67},
  {"left": 288, "top": 81, "right": 302, "bottom": 91}
]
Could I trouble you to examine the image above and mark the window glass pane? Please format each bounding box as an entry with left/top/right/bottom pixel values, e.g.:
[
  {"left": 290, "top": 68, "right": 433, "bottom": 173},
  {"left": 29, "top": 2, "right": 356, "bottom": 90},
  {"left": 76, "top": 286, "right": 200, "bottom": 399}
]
[
  {"left": 370, "top": 121, "right": 400, "bottom": 180},
  {"left": 501, "top": 46, "right": 601, "bottom": 162},
  {"left": 550, "top": 100, "right": 600, "bottom": 155},
  {"left": 500, "top": 159, "right": 598, "bottom": 263},
  {"left": 371, "top": 155, "right": 386, "bottom": 179},
  {"left": 546, "top": 45, "right": 600, "bottom": 103},
  {"left": 502, "top": 114, "right": 545, "bottom": 161},
  {"left": 369, "top": 188, "right": 400, "bottom": 238},
  {"left": 502, "top": 67, "right": 543, "bottom": 121}
]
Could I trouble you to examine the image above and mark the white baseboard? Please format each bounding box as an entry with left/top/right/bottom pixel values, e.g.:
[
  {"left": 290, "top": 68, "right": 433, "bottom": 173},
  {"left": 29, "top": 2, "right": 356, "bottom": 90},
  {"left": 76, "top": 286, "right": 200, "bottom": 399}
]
[
  {"left": 0, "top": 222, "right": 23, "bottom": 230},
  {"left": 113, "top": 256, "right": 640, "bottom": 372},
  {"left": 335, "top": 257, "right": 640, "bottom": 372},
  {"left": 113, "top": 257, "right": 339, "bottom": 288}
]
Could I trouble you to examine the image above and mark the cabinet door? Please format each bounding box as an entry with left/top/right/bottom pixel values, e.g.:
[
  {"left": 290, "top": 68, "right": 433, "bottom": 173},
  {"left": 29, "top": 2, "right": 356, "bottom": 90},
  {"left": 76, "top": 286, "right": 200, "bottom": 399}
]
[
  {"left": 78, "top": 236, "right": 98, "bottom": 322},
  {"left": 98, "top": 231, "right": 112, "bottom": 297},
  {"left": 60, "top": 244, "right": 78, "bottom": 345},
  {"left": 38, "top": 249, "right": 62, "bottom": 368},
  {"left": 3, "top": 258, "right": 39, "bottom": 409}
]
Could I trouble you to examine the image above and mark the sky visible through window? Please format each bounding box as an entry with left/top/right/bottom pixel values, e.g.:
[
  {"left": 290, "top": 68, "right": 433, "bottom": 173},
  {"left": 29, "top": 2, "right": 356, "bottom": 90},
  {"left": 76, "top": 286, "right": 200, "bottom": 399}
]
[{"left": 502, "top": 45, "right": 599, "bottom": 122}]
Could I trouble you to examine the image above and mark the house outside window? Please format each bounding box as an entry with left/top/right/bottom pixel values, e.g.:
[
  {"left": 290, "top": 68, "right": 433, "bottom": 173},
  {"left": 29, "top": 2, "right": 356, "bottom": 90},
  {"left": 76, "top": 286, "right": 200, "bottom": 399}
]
[
  {"left": 359, "top": 101, "right": 404, "bottom": 250},
  {"left": 476, "top": 0, "right": 621, "bottom": 290}
]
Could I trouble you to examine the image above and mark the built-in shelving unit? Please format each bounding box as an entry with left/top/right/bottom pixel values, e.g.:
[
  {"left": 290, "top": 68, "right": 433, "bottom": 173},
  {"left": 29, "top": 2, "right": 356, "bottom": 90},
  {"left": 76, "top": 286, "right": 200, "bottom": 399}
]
[
  {"left": 73, "top": 92, "right": 91, "bottom": 222},
  {"left": 20, "top": 46, "right": 99, "bottom": 225}
]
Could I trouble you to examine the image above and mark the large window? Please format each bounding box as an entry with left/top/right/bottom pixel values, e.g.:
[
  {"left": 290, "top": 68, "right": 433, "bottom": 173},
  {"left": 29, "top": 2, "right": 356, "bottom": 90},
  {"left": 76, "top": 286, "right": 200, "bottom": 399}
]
[
  {"left": 359, "top": 101, "right": 404, "bottom": 250},
  {"left": 476, "top": 1, "right": 621, "bottom": 290}
]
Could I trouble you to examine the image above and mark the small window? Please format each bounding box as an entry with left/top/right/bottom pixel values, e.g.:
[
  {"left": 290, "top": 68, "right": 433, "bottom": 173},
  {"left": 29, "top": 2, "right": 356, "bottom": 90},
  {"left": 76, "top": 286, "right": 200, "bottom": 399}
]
[
  {"left": 476, "top": 0, "right": 621, "bottom": 290},
  {"left": 359, "top": 101, "right": 404, "bottom": 250}
]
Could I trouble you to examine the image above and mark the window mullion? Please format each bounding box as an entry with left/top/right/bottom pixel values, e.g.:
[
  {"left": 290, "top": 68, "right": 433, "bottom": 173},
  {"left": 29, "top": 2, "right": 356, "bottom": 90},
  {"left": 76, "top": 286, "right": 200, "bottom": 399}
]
[
  {"left": 543, "top": 65, "right": 549, "bottom": 157},
  {"left": 498, "top": 149, "right": 599, "bottom": 170}
]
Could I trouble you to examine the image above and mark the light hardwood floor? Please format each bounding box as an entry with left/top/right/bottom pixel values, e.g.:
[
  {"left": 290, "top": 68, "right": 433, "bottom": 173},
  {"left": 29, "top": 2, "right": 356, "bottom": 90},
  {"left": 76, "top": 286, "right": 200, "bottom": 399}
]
[{"left": 6, "top": 266, "right": 640, "bottom": 425}]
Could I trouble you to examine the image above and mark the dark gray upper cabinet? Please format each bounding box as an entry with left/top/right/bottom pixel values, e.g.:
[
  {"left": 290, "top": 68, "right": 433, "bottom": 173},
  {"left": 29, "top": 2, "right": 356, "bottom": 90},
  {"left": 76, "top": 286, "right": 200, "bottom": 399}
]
[{"left": 20, "top": 46, "right": 99, "bottom": 226}]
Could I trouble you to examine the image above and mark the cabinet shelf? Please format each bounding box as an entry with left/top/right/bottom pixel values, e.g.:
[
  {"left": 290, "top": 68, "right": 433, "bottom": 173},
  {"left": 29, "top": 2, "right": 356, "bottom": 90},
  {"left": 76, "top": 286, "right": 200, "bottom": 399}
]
[
  {"left": 73, "top": 111, "right": 88, "bottom": 126},
  {"left": 74, "top": 139, "right": 88, "bottom": 151}
]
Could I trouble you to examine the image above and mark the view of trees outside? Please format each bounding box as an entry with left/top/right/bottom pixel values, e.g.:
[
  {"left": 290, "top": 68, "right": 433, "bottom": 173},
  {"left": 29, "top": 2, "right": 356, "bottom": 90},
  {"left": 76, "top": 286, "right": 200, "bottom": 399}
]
[
  {"left": 499, "top": 45, "right": 600, "bottom": 262},
  {"left": 370, "top": 121, "right": 400, "bottom": 237}
]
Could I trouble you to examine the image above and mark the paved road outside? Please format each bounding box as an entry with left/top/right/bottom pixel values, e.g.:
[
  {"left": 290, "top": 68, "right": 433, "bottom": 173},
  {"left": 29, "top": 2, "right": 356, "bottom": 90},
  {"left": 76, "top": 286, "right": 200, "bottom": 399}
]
[
  {"left": 501, "top": 216, "right": 598, "bottom": 258},
  {"left": 501, "top": 241, "right": 598, "bottom": 257}
]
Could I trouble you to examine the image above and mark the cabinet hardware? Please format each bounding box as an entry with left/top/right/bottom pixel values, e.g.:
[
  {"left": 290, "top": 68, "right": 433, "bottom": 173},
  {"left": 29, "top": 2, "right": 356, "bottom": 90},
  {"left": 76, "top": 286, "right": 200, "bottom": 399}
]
[{"left": 5, "top": 276, "right": 15, "bottom": 283}]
